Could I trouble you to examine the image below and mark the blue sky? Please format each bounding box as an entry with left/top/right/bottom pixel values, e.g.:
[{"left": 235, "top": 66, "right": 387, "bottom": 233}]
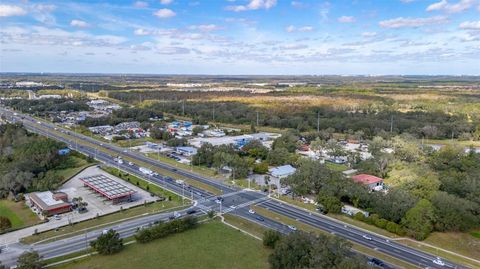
[{"left": 0, "top": 0, "right": 479, "bottom": 75}]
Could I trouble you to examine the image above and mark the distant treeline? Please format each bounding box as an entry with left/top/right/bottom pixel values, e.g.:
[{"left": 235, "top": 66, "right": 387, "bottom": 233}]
[
  {"left": 4, "top": 98, "right": 91, "bottom": 115},
  {"left": 106, "top": 91, "right": 478, "bottom": 139}
]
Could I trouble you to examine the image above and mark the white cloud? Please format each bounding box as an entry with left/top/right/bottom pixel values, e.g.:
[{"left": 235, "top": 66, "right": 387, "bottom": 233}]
[
  {"left": 362, "top": 32, "right": 377, "bottom": 37},
  {"left": 338, "top": 16, "right": 355, "bottom": 23},
  {"left": 459, "top": 20, "right": 480, "bottom": 29},
  {"left": 400, "top": 0, "right": 416, "bottom": 3},
  {"left": 160, "top": 0, "right": 174, "bottom": 5},
  {"left": 70, "top": 19, "right": 90, "bottom": 28},
  {"left": 226, "top": 0, "right": 277, "bottom": 12},
  {"left": 426, "top": 0, "right": 476, "bottom": 13},
  {"left": 285, "top": 25, "right": 314, "bottom": 32},
  {"left": 134, "top": 28, "right": 151, "bottom": 36},
  {"left": 134, "top": 1, "right": 149, "bottom": 8},
  {"left": 189, "top": 24, "right": 222, "bottom": 32},
  {"left": 379, "top": 16, "right": 448, "bottom": 28},
  {"left": 280, "top": 43, "right": 308, "bottom": 50},
  {"left": 0, "top": 4, "right": 27, "bottom": 17},
  {"left": 153, "top": 8, "right": 176, "bottom": 18},
  {"left": 320, "top": 2, "right": 330, "bottom": 21}
]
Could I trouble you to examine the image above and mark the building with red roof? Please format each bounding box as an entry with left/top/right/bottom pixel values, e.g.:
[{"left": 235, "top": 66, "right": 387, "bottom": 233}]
[{"left": 351, "top": 174, "right": 384, "bottom": 191}]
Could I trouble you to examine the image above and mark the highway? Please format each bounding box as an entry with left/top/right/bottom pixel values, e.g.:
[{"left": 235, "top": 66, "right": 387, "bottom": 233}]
[{"left": 0, "top": 106, "right": 471, "bottom": 269}]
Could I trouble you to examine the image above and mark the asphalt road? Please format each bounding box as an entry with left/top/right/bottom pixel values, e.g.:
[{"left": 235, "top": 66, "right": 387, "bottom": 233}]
[{"left": 0, "top": 107, "right": 471, "bottom": 269}]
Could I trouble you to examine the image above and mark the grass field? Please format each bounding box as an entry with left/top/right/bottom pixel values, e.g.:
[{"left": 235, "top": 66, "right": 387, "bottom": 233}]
[
  {"left": 0, "top": 200, "right": 39, "bottom": 230},
  {"left": 53, "top": 221, "right": 271, "bottom": 269},
  {"left": 55, "top": 156, "right": 93, "bottom": 183}
]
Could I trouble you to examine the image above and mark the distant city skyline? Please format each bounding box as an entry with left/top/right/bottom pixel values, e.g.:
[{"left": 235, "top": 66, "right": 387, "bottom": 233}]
[{"left": 1, "top": 0, "right": 479, "bottom": 75}]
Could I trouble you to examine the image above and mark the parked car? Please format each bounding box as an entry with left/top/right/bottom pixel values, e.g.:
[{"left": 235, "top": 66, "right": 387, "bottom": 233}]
[{"left": 368, "top": 258, "right": 384, "bottom": 267}]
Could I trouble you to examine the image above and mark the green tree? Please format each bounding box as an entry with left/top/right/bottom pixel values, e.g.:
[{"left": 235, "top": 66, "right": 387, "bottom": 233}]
[
  {"left": 263, "top": 229, "right": 282, "bottom": 248},
  {"left": 431, "top": 191, "right": 479, "bottom": 232},
  {"left": 317, "top": 191, "right": 342, "bottom": 213},
  {"left": 90, "top": 229, "right": 124, "bottom": 255},
  {"left": 401, "top": 199, "right": 435, "bottom": 240},
  {"left": 16, "top": 251, "right": 44, "bottom": 269},
  {"left": 267, "top": 147, "right": 292, "bottom": 166},
  {"left": 272, "top": 132, "right": 298, "bottom": 153}
]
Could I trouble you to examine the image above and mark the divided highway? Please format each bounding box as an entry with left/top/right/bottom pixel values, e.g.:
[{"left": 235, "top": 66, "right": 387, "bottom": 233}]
[{"left": 0, "top": 107, "right": 470, "bottom": 269}]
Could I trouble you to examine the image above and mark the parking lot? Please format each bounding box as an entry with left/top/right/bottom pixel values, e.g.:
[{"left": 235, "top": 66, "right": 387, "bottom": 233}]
[{"left": 61, "top": 166, "right": 158, "bottom": 219}]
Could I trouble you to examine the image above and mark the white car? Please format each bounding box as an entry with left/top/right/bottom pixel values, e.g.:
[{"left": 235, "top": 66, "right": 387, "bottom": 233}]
[
  {"left": 128, "top": 162, "right": 134, "bottom": 166},
  {"left": 287, "top": 225, "right": 297, "bottom": 231},
  {"left": 229, "top": 205, "right": 237, "bottom": 209},
  {"left": 54, "top": 214, "right": 61, "bottom": 220},
  {"left": 432, "top": 258, "right": 445, "bottom": 266},
  {"left": 362, "top": 235, "right": 373, "bottom": 241},
  {"left": 215, "top": 199, "right": 222, "bottom": 204},
  {"left": 248, "top": 209, "right": 255, "bottom": 214}
]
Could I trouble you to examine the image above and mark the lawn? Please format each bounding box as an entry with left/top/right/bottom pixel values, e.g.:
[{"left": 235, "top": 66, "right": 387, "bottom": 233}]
[
  {"left": 53, "top": 221, "right": 271, "bottom": 269},
  {"left": 325, "top": 162, "right": 349, "bottom": 172},
  {"left": 54, "top": 156, "right": 93, "bottom": 183},
  {"left": 0, "top": 199, "right": 39, "bottom": 230}
]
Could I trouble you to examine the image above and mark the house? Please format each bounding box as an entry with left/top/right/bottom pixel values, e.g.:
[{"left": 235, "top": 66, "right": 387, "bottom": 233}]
[
  {"left": 351, "top": 174, "right": 384, "bottom": 191},
  {"left": 28, "top": 191, "right": 71, "bottom": 217},
  {"left": 176, "top": 146, "right": 198, "bottom": 157},
  {"left": 269, "top": 165, "right": 296, "bottom": 179}
]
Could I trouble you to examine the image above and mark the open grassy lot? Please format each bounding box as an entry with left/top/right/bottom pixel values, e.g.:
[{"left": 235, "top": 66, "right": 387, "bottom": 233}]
[
  {"left": 397, "top": 231, "right": 480, "bottom": 268},
  {"left": 0, "top": 199, "right": 39, "bottom": 230},
  {"left": 53, "top": 221, "right": 271, "bottom": 269},
  {"left": 55, "top": 155, "right": 93, "bottom": 183}
]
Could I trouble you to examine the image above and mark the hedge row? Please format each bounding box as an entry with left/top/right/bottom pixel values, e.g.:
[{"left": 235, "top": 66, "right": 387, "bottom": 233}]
[
  {"left": 134, "top": 216, "right": 197, "bottom": 243},
  {"left": 354, "top": 213, "right": 406, "bottom": 236}
]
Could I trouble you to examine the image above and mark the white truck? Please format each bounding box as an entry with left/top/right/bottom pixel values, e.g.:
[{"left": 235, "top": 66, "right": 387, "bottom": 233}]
[{"left": 139, "top": 167, "right": 154, "bottom": 176}]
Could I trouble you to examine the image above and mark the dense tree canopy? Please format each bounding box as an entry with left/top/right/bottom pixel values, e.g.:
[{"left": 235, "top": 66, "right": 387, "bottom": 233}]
[{"left": 0, "top": 124, "right": 70, "bottom": 197}]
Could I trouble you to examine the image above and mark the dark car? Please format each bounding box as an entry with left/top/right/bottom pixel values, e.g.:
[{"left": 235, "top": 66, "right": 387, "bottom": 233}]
[
  {"left": 368, "top": 258, "right": 384, "bottom": 267},
  {"left": 186, "top": 209, "right": 197, "bottom": 215},
  {"left": 256, "top": 216, "right": 265, "bottom": 221}
]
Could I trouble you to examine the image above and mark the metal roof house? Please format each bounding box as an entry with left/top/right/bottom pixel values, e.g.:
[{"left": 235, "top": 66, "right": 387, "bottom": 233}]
[{"left": 269, "top": 165, "right": 297, "bottom": 179}]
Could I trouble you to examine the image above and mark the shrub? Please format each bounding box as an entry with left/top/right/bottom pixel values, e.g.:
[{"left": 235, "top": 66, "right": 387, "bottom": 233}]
[
  {"left": 263, "top": 230, "right": 282, "bottom": 249},
  {"left": 135, "top": 216, "right": 197, "bottom": 243},
  {"left": 374, "top": 218, "right": 388, "bottom": 229},
  {"left": 353, "top": 212, "right": 365, "bottom": 221}
]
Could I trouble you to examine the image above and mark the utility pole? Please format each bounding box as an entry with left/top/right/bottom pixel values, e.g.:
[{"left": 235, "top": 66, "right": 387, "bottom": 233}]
[
  {"left": 256, "top": 112, "right": 259, "bottom": 126},
  {"left": 182, "top": 100, "right": 185, "bottom": 116},
  {"left": 212, "top": 106, "right": 215, "bottom": 121},
  {"left": 317, "top": 111, "right": 320, "bottom": 132},
  {"left": 390, "top": 115, "right": 394, "bottom": 133}
]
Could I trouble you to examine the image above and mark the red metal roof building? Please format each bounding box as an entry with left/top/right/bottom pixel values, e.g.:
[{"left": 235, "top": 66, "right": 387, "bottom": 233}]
[
  {"left": 80, "top": 174, "right": 136, "bottom": 204},
  {"left": 351, "top": 174, "right": 384, "bottom": 191},
  {"left": 28, "top": 191, "right": 71, "bottom": 217}
]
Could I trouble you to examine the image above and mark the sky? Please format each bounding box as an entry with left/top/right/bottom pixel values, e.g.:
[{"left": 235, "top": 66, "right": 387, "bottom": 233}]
[{"left": 0, "top": 0, "right": 479, "bottom": 75}]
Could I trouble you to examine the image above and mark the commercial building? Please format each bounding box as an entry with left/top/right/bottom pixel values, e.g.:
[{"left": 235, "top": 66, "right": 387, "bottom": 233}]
[
  {"left": 28, "top": 191, "right": 71, "bottom": 217},
  {"left": 176, "top": 146, "right": 198, "bottom": 157},
  {"left": 80, "top": 174, "right": 136, "bottom": 204},
  {"left": 269, "top": 165, "right": 297, "bottom": 179}
]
